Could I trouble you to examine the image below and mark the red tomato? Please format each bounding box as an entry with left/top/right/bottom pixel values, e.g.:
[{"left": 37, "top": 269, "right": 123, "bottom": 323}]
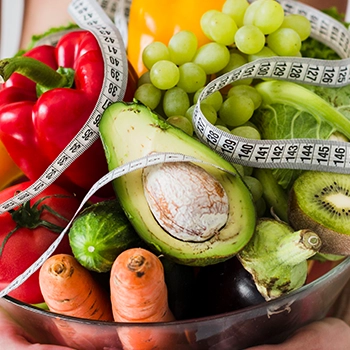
[{"left": 0, "top": 181, "right": 80, "bottom": 304}]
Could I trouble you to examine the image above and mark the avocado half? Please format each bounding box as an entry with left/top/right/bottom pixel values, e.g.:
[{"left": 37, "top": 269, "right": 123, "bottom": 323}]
[{"left": 99, "top": 102, "right": 256, "bottom": 266}]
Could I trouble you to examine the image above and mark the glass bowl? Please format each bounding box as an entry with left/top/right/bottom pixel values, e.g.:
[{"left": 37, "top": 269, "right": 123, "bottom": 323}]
[{"left": 1, "top": 257, "right": 350, "bottom": 349}]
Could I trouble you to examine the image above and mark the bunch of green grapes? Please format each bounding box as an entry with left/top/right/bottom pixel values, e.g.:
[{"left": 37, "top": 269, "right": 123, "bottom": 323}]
[{"left": 134, "top": 0, "right": 311, "bottom": 138}]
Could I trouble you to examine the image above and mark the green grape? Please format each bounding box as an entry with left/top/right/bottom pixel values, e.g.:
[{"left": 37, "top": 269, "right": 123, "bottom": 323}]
[
  {"left": 219, "top": 52, "right": 247, "bottom": 74},
  {"left": 222, "top": 0, "right": 249, "bottom": 27},
  {"left": 219, "top": 51, "right": 252, "bottom": 85},
  {"left": 185, "top": 104, "right": 196, "bottom": 121},
  {"left": 243, "top": 175, "right": 264, "bottom": 202},
  {"left": 215, "top": 117, "right": 227, "bottom": 127},
  {"left": 134, "top": 83, "right": 162, "bottom": 110},
  {"left": 192, "top": 42, "right": 230, "bottom": 75},
  {"left": 230, "top": 125, "right": 261, "bottom": 139},
  {"left": 243, "top": 0, "right": 285, "bottom": 35},
  {"left": 227, "top": 85, "right": 262, "bottom": 109},
  {"left": 150, "top": 60, "right": 180, "bottom": 90},
  {"left": 137, "top": 71, "right": 151, "bottom": 86},
  {"left": 200, "top": 10, "right": 221, "bottom": 41},
  {"left": 168, "top": 30, "right": 198, "bottom": 65},
  {"left": 162, "top": 86, "right": 190, "bottom": 117},
  {"left": 267, "top": 28, "right": 302, "bottom": 56},
  {"left": 234, "top": 25, "right": 265, "bottom": 55},
  {"left": 207, "top": 11, "right": 238, "bottom": 46},
  {"left": 167, "top": 115, "right": 194, "bottom": 136},
  {"left": 200, "top": 103, "right": 217, "bottom": 125},
  {"left": 177, "top": 62, "right": 207, "bottom": 93},
  {"left": 215, "top": 124, "right": 231, "bottom": 133},
  {"left": 142, "top": 42, "right": 170, "bottom": 70},
  {"left": 193, "top": 88, "right": 223, "bottom": 112},
  {"left": 219, "top": 95, "right": 254, "bottom": 127},
  {"left": 242, "top": 120, "right": 259, "bottom": 130},
  {"left": 280, "top": 14, "right": 311, "bottom": 41},
  {"left": 247, "top": 46, "right": 277, "bottom": 62}
]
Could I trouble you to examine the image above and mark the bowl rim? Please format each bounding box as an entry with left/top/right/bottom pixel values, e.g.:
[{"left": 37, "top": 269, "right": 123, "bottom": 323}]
[{"left": 3, "top": 256, "right": 350, "bottom": 327}]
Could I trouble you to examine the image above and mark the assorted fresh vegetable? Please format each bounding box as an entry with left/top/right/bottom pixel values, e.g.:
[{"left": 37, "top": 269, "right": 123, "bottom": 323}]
[
  {"left": 0, "top": 0, "right": 349, "bottom": 338},
  {"left": 39, "top": 253, "right": 113, "bottom": 321},
  {"left": 0, "top": 181, "right": 80, "bottom": 304}
]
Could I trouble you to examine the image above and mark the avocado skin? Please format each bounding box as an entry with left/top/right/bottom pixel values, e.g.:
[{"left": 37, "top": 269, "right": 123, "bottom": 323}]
[{"left": 99, "top": 101, "right": 256, "bottom": 266}]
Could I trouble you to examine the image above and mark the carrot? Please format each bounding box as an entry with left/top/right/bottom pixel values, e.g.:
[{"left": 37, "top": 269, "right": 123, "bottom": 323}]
[
  {"left": 110, "top": 247, "right": 175, "bottom": 349},
  {"left": 39, "top": 253, "right": 113, "bottom": 322}
]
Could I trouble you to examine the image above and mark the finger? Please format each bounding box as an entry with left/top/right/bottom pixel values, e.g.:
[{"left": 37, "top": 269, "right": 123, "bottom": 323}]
[{"left": 246, "top": 317, "right": 350, "bottom": 350}]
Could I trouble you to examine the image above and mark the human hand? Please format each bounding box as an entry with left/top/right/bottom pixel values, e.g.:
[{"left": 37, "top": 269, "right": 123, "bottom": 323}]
[
  {"left": 247, "top": 317, "right": 350, "bottom": 350},
  {"left": 0, "top": 306, "right": 75, "bottom": 350}
]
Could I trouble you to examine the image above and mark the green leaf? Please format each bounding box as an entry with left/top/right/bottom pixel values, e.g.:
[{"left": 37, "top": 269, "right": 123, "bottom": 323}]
[{"left": 252, "top": 81, "right": 350, "bottom": 189}]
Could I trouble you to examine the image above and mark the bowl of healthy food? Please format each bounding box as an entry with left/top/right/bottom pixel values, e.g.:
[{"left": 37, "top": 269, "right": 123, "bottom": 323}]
[{"left": 0, "top": 0, "right": 350, "bottom": 349}]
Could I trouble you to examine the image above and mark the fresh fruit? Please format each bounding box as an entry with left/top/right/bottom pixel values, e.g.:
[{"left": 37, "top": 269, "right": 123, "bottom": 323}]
[
  {"left": 166, "top": 115, "right": 194, "bottom": 136},
  {"left": 267, "top": 28, "right": 302, "bottom": 56},
  {"left": 99, "top": 101, "right": 256, "bottom": 266},
  {"left": 68, "top": 199, "right": 142, "bottom": 273},
  {"left": 192, "top": 42, "right": 230, "bottom": 75},
  {"left": 134, "top": 83, "right": 162, "bottom": 110},
  {"left": 168, "top": 30, "right": 198, "bottom": 65},
  {"left": 243, "top": 0, "right": 285, "bottom": 34},
  {"left": 150, "top": 60, "right": 180, "bottom": 90},
  {"left": 177, "top": 62, "right": 207, "bottom": 93},
  {"left": 288, "top": 171, "right": 350, "bottom": 255},
  {"left": 280, "top": 14, "right": 311, "bottom": 41},
  {"left": 162, "top": 86, "right": 190, "bottom": 117},
  {"left": 219, "top": 94, "right": 255, "bottom": 127},
  {"left": 234, "top": 25, "right": 266, "bottom": 55}
]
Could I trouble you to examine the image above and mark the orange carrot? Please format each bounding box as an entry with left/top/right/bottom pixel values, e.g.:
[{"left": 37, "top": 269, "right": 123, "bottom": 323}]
[
  {"left": 110, "top": 247, "right": 175, "bottom": 349},
  {"left": 39, "top": 253, "right": 113, "bottom": 322}
]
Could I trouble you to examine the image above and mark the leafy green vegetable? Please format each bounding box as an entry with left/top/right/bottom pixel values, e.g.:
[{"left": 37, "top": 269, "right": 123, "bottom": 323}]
[{"left": 252, "top": 81, "right": 350, "bottom": 189}]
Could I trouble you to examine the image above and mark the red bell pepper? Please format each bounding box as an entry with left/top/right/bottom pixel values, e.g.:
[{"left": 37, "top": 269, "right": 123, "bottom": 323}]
[{"left": 0, "top": 30, "right": 137, "bottom": 196}]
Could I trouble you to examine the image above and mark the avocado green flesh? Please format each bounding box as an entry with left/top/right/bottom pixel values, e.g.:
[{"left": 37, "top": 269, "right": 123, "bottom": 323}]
[{"left": 99, "top": 102, "right": 256, "bottom": 266}]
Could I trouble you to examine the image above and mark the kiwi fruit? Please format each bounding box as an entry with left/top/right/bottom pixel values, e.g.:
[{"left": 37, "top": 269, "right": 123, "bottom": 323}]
[{"left": 288, "top": 171, "right": 350, "bottom": 255}]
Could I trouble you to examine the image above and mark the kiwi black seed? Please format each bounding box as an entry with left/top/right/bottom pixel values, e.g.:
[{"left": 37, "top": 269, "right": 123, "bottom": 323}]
[{"left": 288, "top": 171, "right": 350, "bottom": 255}]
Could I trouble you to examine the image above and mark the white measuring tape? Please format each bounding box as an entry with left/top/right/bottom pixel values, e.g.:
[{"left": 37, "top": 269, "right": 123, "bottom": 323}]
[{"left": 0, "top": 0, "right": 350, "bottom": 298}]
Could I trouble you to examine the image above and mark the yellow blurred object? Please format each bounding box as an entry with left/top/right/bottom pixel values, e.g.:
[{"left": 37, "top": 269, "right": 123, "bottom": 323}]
[
  {"left": 0, "top": 140, "right": 24, "bottom": 190},
  {"left": 127, "top": 0, "right": 227, "bottom": 77}
]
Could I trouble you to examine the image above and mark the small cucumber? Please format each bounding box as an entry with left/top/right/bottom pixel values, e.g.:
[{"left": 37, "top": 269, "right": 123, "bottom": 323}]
[{"left": 68, "top": 199, "right": 142, "bottom": 272}]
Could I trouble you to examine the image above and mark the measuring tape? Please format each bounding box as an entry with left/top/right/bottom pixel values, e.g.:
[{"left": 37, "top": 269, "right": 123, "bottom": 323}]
[
  {"left": 0, "top": 0, "right": 350, "bottom": 297},
  {"left": 194, "top": 0, "right": 350, "bottom": 174}
]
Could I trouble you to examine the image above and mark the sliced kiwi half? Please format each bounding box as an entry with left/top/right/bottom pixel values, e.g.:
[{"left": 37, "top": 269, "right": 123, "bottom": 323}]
[{"left": 288, "top": 171, "right": 350, "bottom": 255}]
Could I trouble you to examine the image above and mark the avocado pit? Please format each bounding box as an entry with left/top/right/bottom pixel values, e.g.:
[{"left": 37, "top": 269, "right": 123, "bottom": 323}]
[{"left": 143, "top": 162, "right": 229, "bottom": 242}]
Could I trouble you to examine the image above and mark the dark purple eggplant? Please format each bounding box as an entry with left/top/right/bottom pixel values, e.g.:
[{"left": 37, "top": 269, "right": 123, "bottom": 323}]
[{"left": 194, "top": 257, "right": 265, "bottom": 317}]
